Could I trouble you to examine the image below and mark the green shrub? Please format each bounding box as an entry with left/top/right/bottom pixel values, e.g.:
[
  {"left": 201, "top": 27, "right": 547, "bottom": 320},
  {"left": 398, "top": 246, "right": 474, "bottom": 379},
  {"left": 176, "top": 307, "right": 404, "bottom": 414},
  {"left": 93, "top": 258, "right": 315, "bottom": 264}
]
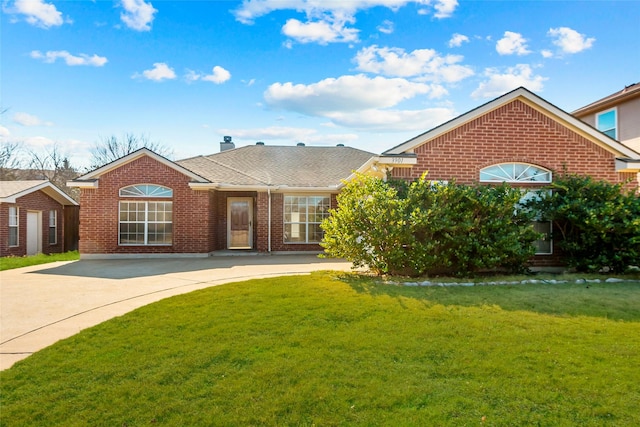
[
  {"left": 321, "top": 174, "right": 539, "bottom": 276},
  {"left": 528, "top": 174, "right": 640, "bottom": 273}
]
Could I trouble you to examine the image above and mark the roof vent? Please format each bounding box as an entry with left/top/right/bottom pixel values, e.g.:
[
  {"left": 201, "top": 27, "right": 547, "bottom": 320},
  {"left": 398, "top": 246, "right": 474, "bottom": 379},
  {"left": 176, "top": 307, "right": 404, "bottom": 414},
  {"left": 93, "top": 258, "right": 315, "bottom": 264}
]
[
  {"left": 220, "top": 136, "right": 235, "bottom": 152},
  {"left": 297, "top": 142, "right": 305, "bottom": 147},
  {"left": 336, "top": 143, "right": 345, "bottom": 147},
  {"left": 256, "top": 141, "right": 265, "bottom": 145}
]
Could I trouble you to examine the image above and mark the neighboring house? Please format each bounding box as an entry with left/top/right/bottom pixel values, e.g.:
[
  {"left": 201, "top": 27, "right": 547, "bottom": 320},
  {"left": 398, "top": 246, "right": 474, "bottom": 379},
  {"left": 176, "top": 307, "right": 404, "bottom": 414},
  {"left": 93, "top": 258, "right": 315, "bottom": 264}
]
[
  {"left": 68, "top": 86, "right": 640, "bottom": 262},
  {"left": 573, "top": 82, "right": 640, "bottom": 153},
  {"left": 0, "top": 180, "right": 79, "bottom": 257},
  {"left": 68, "top": 144, "right": 384, "bottom": 258},
  {"left": 382, "top": 87, "right": 640, "bottom": 267}
]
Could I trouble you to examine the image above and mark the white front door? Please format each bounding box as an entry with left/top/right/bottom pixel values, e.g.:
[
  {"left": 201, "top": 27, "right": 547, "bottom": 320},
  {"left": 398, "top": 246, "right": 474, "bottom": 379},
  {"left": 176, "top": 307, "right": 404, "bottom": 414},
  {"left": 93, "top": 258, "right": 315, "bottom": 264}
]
[
  {"left": 26, "top": 211, "right": 42, "bottom": 255},
  {"left": 227, "top": 198, "right": 253, "bottom": 249}
]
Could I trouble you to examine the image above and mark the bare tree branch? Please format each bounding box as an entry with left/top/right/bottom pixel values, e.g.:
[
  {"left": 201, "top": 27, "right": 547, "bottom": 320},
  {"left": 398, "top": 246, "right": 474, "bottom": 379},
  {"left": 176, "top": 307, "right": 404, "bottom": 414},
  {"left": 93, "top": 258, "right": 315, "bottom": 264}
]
[
  {"left": 0, "top": 142, "right": 24, "bottom": 180},
  {"left": 89, "top": 133, "right": 173, "bottom": 170}
]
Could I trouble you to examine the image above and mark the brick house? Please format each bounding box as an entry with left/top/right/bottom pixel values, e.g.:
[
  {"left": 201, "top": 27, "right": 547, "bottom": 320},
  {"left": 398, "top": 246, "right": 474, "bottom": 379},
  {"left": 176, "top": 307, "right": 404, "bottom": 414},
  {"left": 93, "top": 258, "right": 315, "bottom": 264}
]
[
  {"left": 68, "top": 87, "right": 640, "bottom": 261},
  {"left": 68, "top": 144, "right": 378, "bottom": 258},
  {"left": 382, "top": 87, "right": 640, "bottom": 266},
  {"left": 1, "top": 180, "right": 79, "bottom": 257}
]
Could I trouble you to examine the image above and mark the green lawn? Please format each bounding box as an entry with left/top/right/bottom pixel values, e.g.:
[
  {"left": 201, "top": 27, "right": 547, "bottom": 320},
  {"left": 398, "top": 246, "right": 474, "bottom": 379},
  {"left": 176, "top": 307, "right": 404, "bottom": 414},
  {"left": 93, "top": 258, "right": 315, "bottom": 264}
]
[
  {"left": 0, "top": 251, "right": 79, "bottom": 271},
  {"left": 2, "top": 272, "right": 639, "bottom": 426}
]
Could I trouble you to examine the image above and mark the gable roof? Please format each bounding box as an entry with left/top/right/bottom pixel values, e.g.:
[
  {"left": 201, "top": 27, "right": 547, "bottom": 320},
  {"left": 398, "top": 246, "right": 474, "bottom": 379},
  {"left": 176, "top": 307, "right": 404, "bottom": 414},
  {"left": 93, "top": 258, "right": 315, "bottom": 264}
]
[
  {"left": 177, "top": 145, "right": 375, "bottom": 189},
  {"left": 572, "top": 82, "right": 640, "bottom": 117},
  {"left": 69, "top": 148, "right": 209, "bottom": 187},
  {"left": 0, "top": 180, "right": 78, "bottom": 206},
  {"left": 383, "top": 86, "right": 640, "bottom": 160}
]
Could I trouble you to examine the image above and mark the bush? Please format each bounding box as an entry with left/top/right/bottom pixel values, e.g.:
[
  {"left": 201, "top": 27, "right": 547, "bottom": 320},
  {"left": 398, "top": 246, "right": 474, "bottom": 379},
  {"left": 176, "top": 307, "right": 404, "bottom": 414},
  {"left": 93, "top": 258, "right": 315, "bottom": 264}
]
[
  {"left": 321, "top": 174, "right": 539, "bottom": 276},
  {"left": 527, "top": 174, "right": 640, "bottom": 273}
]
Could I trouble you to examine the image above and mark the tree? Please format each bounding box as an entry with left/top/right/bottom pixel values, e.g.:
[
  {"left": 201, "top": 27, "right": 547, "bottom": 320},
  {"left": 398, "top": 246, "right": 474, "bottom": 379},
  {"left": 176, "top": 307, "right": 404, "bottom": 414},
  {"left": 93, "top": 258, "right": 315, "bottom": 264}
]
[
  {"left": 0, "top": 142, "right": 24, "bottom": 180},
  {"left": 89, "top": 133, "right": 173, "bottom": 170},
  {"left": 27, "top": 143, "right": 80, "bottom": 200}
]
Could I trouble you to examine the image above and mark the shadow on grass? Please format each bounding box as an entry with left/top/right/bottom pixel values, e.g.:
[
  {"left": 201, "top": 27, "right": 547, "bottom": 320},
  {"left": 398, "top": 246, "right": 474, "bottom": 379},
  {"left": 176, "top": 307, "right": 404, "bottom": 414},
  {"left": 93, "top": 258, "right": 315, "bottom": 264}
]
[{"left": 338, "top": 273, "right": 640, "bottom": 322}]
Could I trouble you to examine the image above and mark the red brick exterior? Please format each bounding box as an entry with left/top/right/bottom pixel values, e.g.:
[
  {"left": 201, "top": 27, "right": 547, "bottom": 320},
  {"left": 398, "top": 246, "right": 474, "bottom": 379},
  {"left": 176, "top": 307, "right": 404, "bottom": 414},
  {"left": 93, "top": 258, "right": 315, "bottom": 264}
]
[
  {"left": 391, "top": 99, "right": 638, "bottom": 190},
  {"left": 389, "top": 99, "right": 639, "bottom": 268},
  {"left": 0, "top": 191, "right": 68, "bottom": 257},
  {"left": 78, "top": 156, "right": 212, "bottom": 255}
]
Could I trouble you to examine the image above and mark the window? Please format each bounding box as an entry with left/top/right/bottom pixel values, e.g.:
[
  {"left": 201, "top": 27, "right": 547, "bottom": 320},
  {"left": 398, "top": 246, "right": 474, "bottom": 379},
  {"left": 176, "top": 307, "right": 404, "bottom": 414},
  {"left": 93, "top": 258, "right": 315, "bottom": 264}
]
[
  {"left": 596, "top": 109, "right": 617, "bottom": 139},
  {"left": 8, "top": 206, "right": 18, "bottom": 247},
  {"left": 119, "top": 184, "right": 173, "bottom": 198},
  {"left": 49, "top": 210, "right": 57, "bottom": 245},
  {"left": 284, "top": 195, "right": 330, "bottom": 243},
  {"left": 480, "top": 163, "right": 552, "bottom": 183},
  {"left": 119, "top": 201, "right": 173, "bottom": 245},
  {"left": 482, "top": 164, "right": 553, "bottom": 255}
]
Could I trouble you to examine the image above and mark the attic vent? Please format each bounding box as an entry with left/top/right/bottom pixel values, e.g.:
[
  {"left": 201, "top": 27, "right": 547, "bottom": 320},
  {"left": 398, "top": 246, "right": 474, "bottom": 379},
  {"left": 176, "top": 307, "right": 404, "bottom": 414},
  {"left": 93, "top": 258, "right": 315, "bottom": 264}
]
[
  {"left": 256, "top": 141, "right": 265, "bottom": 145},
  {"left": 336, "top": 143, "right": 344, "bottom": 147},
  {"left": 297, "top": 142, "right": 305, "bottom": 147}
]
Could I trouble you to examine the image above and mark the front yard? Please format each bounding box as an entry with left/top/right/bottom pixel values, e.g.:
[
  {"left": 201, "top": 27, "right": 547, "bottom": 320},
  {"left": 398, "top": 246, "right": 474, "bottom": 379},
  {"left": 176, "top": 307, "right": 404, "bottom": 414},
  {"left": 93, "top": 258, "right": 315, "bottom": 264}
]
[{"left": 1, "top": 272, "right": 639, "bottom": 425}]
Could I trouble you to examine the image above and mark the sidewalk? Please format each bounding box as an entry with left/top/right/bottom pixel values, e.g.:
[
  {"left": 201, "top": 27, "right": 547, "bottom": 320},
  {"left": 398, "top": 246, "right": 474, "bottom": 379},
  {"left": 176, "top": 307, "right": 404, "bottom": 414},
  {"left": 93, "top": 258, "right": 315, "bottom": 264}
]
[{"left": 0, "top": 255, "right": 354, "bottom": 370}]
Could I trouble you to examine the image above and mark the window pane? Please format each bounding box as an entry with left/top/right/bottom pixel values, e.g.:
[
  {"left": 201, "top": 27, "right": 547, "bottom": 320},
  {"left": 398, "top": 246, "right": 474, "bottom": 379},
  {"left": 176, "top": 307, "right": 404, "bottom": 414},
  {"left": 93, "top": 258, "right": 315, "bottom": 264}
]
[
  {"left": 284, "top": 223, "right": 306, "bottom": 243},
  {"left": 49, "top": 227, "right": 57, "bottom": 245},
  {"left": 308, "top": 223, "right": 324, "bottom": 242},
  {"left": 8, "top": 207, "right": 18, "bottom": 226},
  {"left": 9, "top": 228, "right": 18, "bottom": 246},
  {"left": 533, "top": 221, "right": 552, "bottom": 254}
]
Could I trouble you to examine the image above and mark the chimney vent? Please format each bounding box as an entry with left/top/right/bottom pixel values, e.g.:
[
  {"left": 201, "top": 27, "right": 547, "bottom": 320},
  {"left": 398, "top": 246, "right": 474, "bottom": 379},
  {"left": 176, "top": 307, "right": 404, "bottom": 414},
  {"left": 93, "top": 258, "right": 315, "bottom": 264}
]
[{"left": 220, "top": 136, "right": 235, "bottom": 152}]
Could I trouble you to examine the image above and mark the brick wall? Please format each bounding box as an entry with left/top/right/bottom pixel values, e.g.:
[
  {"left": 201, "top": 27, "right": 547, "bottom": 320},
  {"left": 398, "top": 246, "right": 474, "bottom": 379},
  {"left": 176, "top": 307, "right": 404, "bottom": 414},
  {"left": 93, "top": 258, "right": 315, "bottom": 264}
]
[
  {"left": 0, "top": 191, "right": 66, "bottom": 257},
  {"left": 78, "top": 156, "right": 212, "bottom": 254},
  {"left": 391, "top": 99, "right": 638, "bottom": 190},
  {"left": 389, "top": 99, "right": 639, "bottom": 267}
]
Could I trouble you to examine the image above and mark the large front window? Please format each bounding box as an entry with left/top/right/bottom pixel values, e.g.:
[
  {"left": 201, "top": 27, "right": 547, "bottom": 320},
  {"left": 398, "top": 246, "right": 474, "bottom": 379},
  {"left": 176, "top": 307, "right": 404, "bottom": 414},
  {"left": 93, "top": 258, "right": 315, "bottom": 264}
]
[
  {"left": 119, "top": 201, "right": 173, "bottom": 245},
  {"left": 284, "top": 195, "right": 330, "bottom": 243}
]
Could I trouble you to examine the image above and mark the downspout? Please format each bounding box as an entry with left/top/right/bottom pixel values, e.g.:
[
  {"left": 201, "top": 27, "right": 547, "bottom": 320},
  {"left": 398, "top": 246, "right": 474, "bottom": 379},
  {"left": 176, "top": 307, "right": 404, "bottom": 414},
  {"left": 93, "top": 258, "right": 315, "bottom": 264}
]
[{"left": 268, "top": 187, "right": 272, "bottom": 253}]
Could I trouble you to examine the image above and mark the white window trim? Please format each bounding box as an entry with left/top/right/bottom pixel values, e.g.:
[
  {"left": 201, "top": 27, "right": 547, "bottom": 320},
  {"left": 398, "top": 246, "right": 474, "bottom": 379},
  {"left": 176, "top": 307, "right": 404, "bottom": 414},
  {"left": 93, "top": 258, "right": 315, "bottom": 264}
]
[
  {"left": 596, "top": 108, "right": 617, "bottom": 140},
  {"left": 118, "top": 201, "right": 173, "bottom": 246},
  {"left": 49, "top": 210, "right": 57, "bottom": 245},
  {"left": 480, "top": 163, "right": 552, "bottom": 183},
  {"left": 8, "top": 206, "right": 19, "bottom": 247},
  {"left": 119, "top": 184, "right": 173, "bottom": 198},
  {"left": 283, "top": 195, "right": 330, "bottom": 244}
]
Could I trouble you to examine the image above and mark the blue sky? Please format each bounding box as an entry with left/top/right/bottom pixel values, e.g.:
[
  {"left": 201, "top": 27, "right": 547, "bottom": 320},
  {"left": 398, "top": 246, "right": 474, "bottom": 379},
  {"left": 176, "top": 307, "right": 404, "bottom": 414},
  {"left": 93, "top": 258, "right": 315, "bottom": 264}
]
[{"left": 2, "top": 0, "right": 639, "bottom": 170}]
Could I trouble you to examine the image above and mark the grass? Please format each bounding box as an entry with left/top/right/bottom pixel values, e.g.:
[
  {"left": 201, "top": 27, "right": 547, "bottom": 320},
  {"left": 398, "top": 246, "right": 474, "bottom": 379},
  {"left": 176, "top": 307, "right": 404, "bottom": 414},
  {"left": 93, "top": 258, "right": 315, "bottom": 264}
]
[
  {"left": 1, "top": 272, "right": 639, "bottom": 426},
  {"left": 0, "top": 250, "right": 79, "bottom": 271}
]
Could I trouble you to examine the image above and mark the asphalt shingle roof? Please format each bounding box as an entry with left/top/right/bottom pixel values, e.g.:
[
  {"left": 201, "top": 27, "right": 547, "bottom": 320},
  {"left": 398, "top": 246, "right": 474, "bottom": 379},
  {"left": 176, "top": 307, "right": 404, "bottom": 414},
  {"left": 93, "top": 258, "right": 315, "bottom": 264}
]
[
  {"left": 0, "top": 180, "right": 48, "bottom": 198},
  {"left": 177, "top": 145, "right": 374, "bottom": 187}
]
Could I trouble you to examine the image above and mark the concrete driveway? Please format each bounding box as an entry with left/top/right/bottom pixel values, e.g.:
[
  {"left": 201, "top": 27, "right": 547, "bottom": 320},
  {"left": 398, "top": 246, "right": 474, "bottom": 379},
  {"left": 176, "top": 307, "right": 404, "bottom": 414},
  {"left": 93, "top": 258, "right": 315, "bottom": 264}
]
[{"left": 0, "top": 255, "right": 354, "bottom": 370}]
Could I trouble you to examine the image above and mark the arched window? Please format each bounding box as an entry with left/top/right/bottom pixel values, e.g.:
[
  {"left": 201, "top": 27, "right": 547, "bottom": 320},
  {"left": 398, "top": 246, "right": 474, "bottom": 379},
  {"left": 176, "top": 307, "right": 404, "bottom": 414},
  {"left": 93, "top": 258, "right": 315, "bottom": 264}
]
[
  {"left": 480, "top": 163, "right": 551, "bottom": 183},
  {"left": 119, "top": 184, "right": 173, "bottom": 197}
]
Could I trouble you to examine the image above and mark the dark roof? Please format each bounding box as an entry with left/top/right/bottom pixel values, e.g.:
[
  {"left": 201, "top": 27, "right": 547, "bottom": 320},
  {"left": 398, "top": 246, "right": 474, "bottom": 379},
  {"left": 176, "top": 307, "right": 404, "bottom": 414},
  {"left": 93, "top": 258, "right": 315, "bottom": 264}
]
[
  {"left": 177, "top": 145, "right": 375, "bottom": 187},
  {"left": 572, "top": 82, "right": 640, "bottom": 116}
]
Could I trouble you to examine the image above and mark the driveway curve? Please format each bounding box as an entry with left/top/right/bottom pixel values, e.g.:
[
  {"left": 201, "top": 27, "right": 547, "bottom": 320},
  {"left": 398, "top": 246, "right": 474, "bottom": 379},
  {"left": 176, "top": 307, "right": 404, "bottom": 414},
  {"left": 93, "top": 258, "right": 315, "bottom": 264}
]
[{"left": 0, "top": 255, "right": 354, "bottom": 370}]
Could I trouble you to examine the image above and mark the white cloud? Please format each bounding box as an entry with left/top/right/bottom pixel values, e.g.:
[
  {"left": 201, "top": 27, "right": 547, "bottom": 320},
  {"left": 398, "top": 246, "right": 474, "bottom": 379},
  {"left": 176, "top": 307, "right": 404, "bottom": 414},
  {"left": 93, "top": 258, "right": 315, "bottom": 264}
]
[
  {"left": 24, "top": 136, "right": 55, "bottom": 149},
  {"left": 496, "top": 31, "right": 531, "bottom": 56},
  {"left": 233, "top": 1, "right": 457, "bottom": 45},
  {"left": 188, "top": 66, "right": 232, "bottom": 84},
  {"left": 282, "top": 17, "right": 359, "bottom": 44},
  {"left": 541, "top": 50, "right": 554, "bottom": 58},
  {"left": 377, "top": 19, "right": 394, "bottom": 34},
  {"left": 120, "top": 0, "right": 157, "bottom": 31},
  {"left": 135, "top": 62, "right": 176, "bottom": 81},
  {"left": 0, "top": 126, "right": 10, "bottom": 138},
  {"left": 265, "top": 74, "right": 435, "bottom": 115},
  {"left": 9, "top": 0, "right": 64, "bottom": 28},
  {"left": 471, "top": 64, "right": 547, "bottom": 99},
  {"left": 12, "top": 112, "right": 53, "bottom": 127},
  {"left": 324, "top": 107, "right": 456, "bottom": 131},
  {"left": 354, "top": 45, "right": 474, "bottom": 83},
  {"left": 548, "top": 27, "right": 595, "bottom": 54},
  {"left": 448, "top": 33, "right": 469, "bottom": 48},
  {"left": 30, "top": 50, "right": 108, "bottom": 66},
  {"left": 433, "top": 0, "right": 458, "bottom": 18}
]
